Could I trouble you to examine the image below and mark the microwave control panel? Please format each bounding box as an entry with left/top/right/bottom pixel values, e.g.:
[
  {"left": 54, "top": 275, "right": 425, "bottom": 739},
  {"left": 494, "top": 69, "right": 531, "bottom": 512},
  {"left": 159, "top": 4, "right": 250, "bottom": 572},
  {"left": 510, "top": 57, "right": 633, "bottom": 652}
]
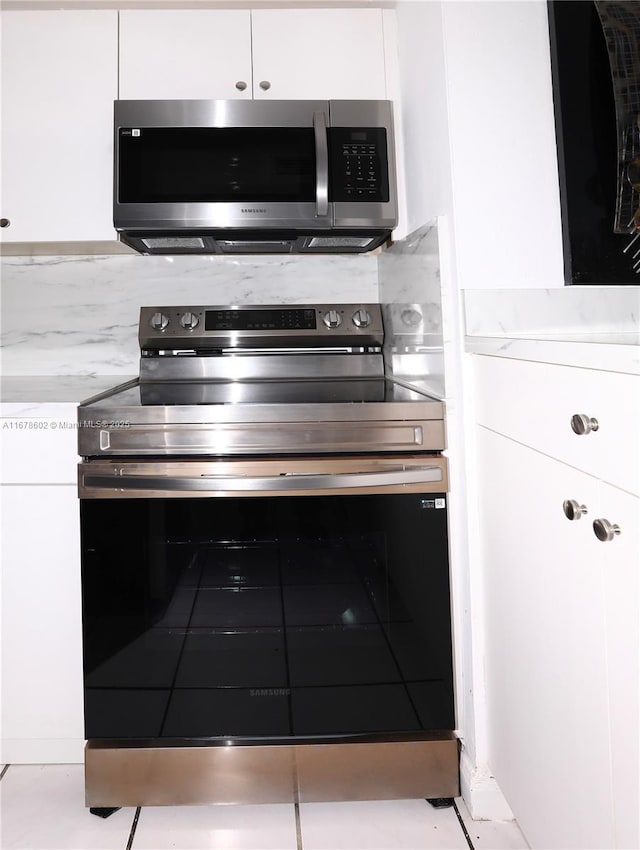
[{"left": 328, "top": 128, "right": 390, "bottom": 203}]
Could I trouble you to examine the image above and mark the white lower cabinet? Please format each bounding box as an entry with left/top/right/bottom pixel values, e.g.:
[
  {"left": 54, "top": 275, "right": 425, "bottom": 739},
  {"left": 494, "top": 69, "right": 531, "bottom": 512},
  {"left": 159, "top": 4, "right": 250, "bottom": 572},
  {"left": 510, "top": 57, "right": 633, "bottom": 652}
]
[
  {"left": 0, "top": 404, "right": 84, "bottom": 763},
  {"left": 473, "top": 356, "right": 640, "bottom": 496},
  {"left": 476, "top": 426, "right": 639, "bottom": 849},
  {"left": 1, "top": 485, "right": 84, "bottom": 763},
  {"left": 599, "top": 479, "right": 640, "bottom": 850}
]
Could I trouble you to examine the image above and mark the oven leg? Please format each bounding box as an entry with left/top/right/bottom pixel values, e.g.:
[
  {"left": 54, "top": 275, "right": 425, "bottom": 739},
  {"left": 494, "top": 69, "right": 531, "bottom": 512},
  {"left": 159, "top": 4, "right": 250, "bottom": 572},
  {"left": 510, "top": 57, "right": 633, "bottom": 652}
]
[
  {"left": 427, "top": 798, "right": 454, "bottom": 809},
  {"left": 89, "top": 807, "right": 122, "bottom": 819}
]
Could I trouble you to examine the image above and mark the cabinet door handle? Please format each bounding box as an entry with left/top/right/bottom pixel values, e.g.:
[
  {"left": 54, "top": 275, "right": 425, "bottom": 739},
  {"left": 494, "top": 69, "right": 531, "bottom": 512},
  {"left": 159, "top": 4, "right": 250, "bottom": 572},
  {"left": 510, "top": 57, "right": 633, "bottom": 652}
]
[
  {"left": 0, "top": 218, "right": 10, "bottom": 228},
  {"left": 563, "top": 499, "right": 588, "bottom": 520},
  {"left": 259, "top": 80, "right": 271, "bottom": 91},
  {"left": 235, "top": 81, "right": 247, "bottom": 91},
  {"left": 593, "top": 518, "right": 621, "bottom": 542},
  {"left": 571, "top": 413, "right": 599, "bottom": 435}
]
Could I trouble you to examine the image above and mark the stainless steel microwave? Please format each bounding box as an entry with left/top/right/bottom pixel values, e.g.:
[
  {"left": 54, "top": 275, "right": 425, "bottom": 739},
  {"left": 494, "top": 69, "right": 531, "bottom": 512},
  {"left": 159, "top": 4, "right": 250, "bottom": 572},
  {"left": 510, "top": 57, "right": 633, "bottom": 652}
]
[{"left": 113, "top": 99, "right": 398, "bottom": 255}]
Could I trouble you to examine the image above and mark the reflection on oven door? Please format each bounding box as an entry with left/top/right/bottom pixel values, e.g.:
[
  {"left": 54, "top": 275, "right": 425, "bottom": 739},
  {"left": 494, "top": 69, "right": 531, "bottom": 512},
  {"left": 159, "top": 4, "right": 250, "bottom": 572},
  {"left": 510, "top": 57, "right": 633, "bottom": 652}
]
[{"left": 81, "top": 492, "right": 454, "bottom": 741}]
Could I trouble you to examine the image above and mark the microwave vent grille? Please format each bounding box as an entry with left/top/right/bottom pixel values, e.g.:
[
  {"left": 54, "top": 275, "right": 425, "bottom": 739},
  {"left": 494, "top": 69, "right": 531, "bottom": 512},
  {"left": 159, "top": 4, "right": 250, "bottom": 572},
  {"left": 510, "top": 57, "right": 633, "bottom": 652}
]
[
  {"left": 307, "top": 236, "right": 374, "bottom": 249},
  {"left": 142, "top": 237, "right": 206, "bottom": 250}
]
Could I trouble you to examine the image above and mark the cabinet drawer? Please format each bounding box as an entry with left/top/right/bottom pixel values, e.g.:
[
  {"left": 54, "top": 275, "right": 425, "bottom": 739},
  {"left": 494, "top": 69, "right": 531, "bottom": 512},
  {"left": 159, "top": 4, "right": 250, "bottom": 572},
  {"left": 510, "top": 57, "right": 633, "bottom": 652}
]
[
  {"left": 1, "top": 405, "right": 78, "bottom": 484},
  {"left": 473, "top": 356, "right": 640, "bottom": 495}
]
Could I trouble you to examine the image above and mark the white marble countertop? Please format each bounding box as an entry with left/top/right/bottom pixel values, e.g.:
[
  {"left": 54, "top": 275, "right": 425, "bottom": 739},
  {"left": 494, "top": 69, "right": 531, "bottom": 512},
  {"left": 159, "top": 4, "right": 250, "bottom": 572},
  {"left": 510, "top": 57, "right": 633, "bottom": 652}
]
[
  {"left": 1, "top": 375, "right": 134, "bottom": 405},
  {"left": 464, "top": 333, "right": 640, "bottom": 374},
  {"left": 463, "top": 288, "right": 640, "bottom": 374}
]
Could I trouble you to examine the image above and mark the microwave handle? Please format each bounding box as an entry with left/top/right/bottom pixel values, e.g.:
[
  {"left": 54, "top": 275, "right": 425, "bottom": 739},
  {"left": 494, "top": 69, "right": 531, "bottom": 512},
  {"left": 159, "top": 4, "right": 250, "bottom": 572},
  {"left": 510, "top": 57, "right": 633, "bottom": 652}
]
[{"left": 313, "top": 111, "right": 329, "bottom": 218}]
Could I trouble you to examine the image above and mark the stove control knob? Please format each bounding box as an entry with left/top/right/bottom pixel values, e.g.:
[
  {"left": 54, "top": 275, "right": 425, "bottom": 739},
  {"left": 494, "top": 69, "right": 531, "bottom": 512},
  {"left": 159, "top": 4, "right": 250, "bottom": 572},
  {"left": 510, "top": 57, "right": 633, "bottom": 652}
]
[
  {"left": 322, "top": 310, "right": 342, "bottom": 329},
  {"left": 150, "top": 312, "right": 169, "bottom": 332},
  {"left": 352, "top": 309, "right": 372, "bottom": 329},
  {"left": 180, "top": 311, "right": 200, "bottom": 330}
]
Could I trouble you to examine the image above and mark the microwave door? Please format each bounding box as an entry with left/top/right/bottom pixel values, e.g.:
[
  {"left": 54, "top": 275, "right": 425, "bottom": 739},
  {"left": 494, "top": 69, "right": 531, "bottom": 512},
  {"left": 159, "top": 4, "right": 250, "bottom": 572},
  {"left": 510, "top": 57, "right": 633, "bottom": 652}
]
[{"left": 114, "top": 100, "right": 331, "bottom": 231}]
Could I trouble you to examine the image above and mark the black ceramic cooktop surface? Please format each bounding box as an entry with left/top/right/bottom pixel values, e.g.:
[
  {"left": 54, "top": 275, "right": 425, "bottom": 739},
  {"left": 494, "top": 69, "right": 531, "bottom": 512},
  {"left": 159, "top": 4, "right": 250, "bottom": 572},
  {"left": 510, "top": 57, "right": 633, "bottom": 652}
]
[{"left": 85, "top": 378, "right": 439, "bottom": 409}]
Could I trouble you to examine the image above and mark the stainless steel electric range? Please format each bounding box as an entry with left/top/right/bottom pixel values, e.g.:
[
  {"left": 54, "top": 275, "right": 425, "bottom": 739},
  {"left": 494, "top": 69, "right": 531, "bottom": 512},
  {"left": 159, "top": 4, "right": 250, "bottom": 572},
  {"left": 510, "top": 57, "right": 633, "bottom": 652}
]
[{"left": 77, "top": 303, "right": 458, "bottom": 812}]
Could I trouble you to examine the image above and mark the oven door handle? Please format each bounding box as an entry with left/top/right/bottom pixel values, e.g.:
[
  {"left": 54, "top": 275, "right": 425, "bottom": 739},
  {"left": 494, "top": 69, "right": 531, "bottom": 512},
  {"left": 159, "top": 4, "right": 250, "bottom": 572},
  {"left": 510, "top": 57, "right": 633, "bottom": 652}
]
[
  {"left": 313, "top": 110, "right": 330, "bottom": 218},
  {"left": 82, "top": 466, "right": 443, "bottom": 494}
]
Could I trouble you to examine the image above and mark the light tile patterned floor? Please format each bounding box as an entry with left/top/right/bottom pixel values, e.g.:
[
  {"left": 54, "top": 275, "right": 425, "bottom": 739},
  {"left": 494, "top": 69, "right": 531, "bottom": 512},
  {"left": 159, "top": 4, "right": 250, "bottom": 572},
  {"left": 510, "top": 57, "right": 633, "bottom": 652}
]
[{"left": 0, "top": 764, "right": 530, "bottom": 850}]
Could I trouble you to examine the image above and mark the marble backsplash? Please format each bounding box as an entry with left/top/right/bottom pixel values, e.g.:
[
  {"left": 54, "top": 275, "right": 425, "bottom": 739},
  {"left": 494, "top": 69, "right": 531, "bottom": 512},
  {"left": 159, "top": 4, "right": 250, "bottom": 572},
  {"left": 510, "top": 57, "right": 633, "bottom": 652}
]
[
  {"left": 378, "top": 223, "right": 445, "bottom": 399},
  {"left": 1, "top": 253, "right": 378, "bottom": 376}
]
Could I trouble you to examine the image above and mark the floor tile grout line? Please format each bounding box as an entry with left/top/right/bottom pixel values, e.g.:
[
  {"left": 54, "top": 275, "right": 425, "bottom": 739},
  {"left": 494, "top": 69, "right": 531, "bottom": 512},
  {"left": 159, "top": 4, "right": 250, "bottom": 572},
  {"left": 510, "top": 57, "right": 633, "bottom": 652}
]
[
  {"left": 294, "top": 801, "right": 304, "bottom": 850},
  {"left": 452, "top": 800, "right": 475, "bottom": 850},
  {"left": 125, "top": 806, "right": 141, "bottom": 850},
  {"left": 0, "top": 764, "right": 10, "bottom": 781}
]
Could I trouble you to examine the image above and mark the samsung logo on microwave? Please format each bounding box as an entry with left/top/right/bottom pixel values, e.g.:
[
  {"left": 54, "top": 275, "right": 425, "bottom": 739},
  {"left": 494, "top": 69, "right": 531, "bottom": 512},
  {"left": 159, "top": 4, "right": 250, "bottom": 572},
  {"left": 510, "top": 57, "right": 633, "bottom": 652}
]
[{"left": 242, "top": 208, "right": 267, "bottom": 213}]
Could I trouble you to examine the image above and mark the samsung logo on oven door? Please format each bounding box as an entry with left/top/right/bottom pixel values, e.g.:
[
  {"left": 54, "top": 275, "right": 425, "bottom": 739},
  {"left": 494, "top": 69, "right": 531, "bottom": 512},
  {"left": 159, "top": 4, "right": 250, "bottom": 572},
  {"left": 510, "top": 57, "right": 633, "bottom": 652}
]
[
  {"left": 250, "top": 688, "right": 290, "bottom": 697},
  {"left": 241, "top": 208, "right": 268, "bottom": 213}
]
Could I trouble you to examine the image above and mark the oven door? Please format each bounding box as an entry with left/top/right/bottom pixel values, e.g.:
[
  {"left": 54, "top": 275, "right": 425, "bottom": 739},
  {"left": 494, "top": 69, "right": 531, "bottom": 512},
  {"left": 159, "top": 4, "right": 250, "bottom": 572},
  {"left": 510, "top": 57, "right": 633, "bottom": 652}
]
[{"left": 79, "top": 453, "right": 454, "bottom": 747}]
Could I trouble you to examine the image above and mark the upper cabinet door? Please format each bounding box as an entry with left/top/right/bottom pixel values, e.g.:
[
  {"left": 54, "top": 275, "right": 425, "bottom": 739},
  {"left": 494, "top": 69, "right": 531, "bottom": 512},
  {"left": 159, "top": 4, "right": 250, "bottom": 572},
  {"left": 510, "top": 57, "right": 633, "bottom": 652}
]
[
  {"left": 119, "top": 11, "right": 253, "bottom": 100},
  {"left": 251, "top": 9, "right": 387, "bottom": 100},
  {"left": 0, "top": 11, "right": 118, "bottom": 244}
]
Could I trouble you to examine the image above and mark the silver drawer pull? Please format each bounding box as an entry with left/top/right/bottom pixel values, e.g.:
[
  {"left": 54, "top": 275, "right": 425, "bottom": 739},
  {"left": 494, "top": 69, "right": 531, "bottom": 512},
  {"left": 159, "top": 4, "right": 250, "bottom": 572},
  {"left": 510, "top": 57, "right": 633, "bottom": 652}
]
[
  {"left": 571, "top": 413, "right": 599, "bottom": 435},
  {"left": 593, "top": 518, "right": 621, "bottom": 542},
  {"left": 563, "top": 499, "right": 588, "bottom": 521}
]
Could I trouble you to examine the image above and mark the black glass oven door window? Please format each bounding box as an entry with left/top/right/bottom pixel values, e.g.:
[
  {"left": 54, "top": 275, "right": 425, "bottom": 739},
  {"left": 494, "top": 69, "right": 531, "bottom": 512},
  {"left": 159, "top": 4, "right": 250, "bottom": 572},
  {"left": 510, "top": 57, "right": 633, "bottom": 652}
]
[
  {"left": 80, "top": 494, "right": 454, "bottom": 742},
  {"left": 118, "top": 127, "right": 316, "bottom": 204}
]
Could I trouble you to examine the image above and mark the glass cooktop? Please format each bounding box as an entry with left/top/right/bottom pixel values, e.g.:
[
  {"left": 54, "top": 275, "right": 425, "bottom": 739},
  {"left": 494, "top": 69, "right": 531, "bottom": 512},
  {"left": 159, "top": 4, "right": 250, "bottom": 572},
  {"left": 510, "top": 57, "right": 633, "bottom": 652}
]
[{"left": 84, "top": 378, "right": 439, "bottom": 409}]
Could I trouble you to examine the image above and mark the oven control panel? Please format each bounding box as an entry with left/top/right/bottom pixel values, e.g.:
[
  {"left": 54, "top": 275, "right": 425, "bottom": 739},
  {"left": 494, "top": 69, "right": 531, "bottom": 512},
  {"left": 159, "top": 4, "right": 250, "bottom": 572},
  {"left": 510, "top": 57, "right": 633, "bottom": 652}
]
[
  {"left": 139, "top": 304, "right": 384, "bottom": 350},
  {"left": 205, "top": 308, "right": 317, "bottom": 332}
]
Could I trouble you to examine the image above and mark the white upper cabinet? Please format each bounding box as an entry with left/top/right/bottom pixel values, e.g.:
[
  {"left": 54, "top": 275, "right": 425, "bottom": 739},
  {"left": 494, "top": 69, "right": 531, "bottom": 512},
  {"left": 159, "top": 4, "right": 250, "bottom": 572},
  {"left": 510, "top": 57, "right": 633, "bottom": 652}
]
[
  {"left": 119, "top": 9, "right": 387, "bottom": 102},
  {"left": 0, "top": 11, "right": 118, "bottom": 245},
  {"left": 251, "top": 9, "right": 387, "bottom": 100},
  {"left": 1, "top": 7, "right": 392, "bottom": 251},
  {"left": 119, "top": 10, "right": 253, "bottom": 100}
]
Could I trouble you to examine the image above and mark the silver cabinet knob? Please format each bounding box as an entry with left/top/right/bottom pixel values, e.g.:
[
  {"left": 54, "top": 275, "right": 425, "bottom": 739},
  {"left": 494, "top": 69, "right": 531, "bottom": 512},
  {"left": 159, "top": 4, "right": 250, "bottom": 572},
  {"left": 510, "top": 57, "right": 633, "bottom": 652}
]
[
  {"left": 180, "top": 311, "right": 199, "bottom": 330},
  {"left": 352, "top": 309, "right": 372, "bottom": 328},
  {"left": 235, "top": 81, "right": 247, "bottom": 91},
  {"left": 150, "top": 312, "right": 169, "bottom": 331},
  {"left": 571, "top": 414, "right": 599, "bottom": 435},
  {"left": 322, "top": 310, "right": 342, "bottom": 329},
  {"left": 563, "top": 499, "right": 588, "bottom": 521},
  {"left": 593, "top": 518, "right": 621, "bottom": 542},
  {"left": 0, "top": 218, "right": 10, "bottom": 228},
  {"left": 259, "top": 80, "right": 271, "bottom": 91}
]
